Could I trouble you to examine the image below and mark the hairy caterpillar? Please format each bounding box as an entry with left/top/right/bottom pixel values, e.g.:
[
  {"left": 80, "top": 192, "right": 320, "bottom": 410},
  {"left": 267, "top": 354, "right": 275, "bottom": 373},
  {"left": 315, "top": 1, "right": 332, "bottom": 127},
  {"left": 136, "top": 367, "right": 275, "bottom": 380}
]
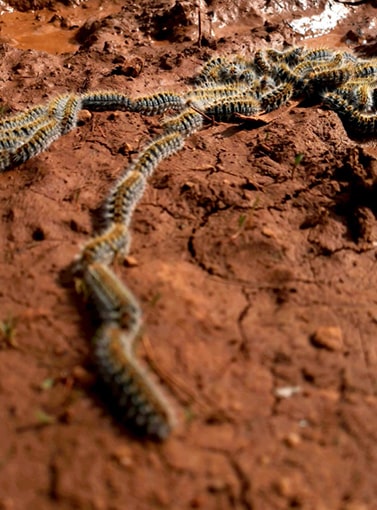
[
  {"left": 93, "top": 322, "right": 176, "bottom": 440},
  {"left": 260, "top": 82, "right": 294, "bottom": 112},
  {"left": 104, "top": 170, "right": 147, "bottom": 228},
  {"left": 205, "top": 97, "right": 260, "bottom": 121},
  {"left": 131, "top": 92, "right": 185, "bottom": 115},
  {"left": 80, "top": 91, "right": 132, "bottom": 112},
  {"left": 78, "top": 223, "right": 131, "bottom": 268},
  {"left": 162, "top": 109, "right": 204, "bottom": 135}
]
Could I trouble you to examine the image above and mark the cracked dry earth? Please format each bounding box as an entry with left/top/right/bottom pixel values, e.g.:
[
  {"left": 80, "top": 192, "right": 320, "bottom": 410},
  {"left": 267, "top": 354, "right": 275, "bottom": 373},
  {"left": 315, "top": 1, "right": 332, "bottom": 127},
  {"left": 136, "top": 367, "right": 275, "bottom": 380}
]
[{"left": 1, "top": 1, "right": 377, "bottom": 509}]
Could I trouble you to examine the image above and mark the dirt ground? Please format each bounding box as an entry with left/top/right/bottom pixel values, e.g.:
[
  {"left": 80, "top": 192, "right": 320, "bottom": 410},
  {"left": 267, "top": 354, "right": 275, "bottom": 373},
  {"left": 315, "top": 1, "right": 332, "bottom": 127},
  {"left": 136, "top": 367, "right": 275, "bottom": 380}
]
[{"left": 1, "top": 1, "right": 377, "bottom": 509}]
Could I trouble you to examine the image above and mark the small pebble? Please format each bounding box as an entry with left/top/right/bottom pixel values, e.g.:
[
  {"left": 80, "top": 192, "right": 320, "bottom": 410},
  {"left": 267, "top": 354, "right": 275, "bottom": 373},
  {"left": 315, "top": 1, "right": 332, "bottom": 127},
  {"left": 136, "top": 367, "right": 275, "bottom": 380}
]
[
  {"left": 77, "top": 109, "right": 92, "bottom": 123},
  {"left": 261, "top": 226, "right": 275, "bottom": 238},
  {"left": 111, "top": 444, "right": 133, "bottom": 469},
  {"left": 275, "top": 386, "right": 301, "bottom": 398},
  {"left": 284, "top": 432, "right": 301, "bottom": 447},
  {"left": 275, "top": 476, "right": 293, "bottom": 498},
  {"left": 310, "top": 326, "right": 343, "bottom": 351},
  {"left": 72, "top": 365, "right": 95, "bottom": 386},
  {"left": 123, "top": 255, "right": 138, "bottom": 267}
]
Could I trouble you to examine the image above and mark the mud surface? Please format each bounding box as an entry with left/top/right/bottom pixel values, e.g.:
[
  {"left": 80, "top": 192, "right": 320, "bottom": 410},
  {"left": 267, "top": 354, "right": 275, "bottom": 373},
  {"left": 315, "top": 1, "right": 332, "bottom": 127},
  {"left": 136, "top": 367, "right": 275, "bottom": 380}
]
[{"left": 1, "top": 1, "right": 377, "bottom": 509}]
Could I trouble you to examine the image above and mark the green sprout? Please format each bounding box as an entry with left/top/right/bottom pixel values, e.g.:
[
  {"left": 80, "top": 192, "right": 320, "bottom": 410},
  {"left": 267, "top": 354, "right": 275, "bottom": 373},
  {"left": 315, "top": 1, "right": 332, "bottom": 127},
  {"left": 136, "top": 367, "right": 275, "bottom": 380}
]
[
  {"left": 149, "top": 291, "right": 162, "bottom": 307},
  {"left": 238, "top": 214, "right": 247, "bottom": 228},
  {"left": 0, "top": 317, "right": 18, "bottom": 348},
  {"left": 35, "top": 409, "right": 56, "bottom": 425},
  {"left": 294, "top": 153, "right": 304, "bottom": 166},
  {"left": 40, "top": 378, "right": 55, "bottom": 391}
]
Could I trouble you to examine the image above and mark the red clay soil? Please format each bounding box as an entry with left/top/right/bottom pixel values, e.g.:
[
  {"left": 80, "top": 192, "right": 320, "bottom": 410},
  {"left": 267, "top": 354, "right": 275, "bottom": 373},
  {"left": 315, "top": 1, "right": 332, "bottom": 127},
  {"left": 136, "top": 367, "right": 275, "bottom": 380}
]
[{"left": 1, "top": 1, "right": 377, "bottom": 509}]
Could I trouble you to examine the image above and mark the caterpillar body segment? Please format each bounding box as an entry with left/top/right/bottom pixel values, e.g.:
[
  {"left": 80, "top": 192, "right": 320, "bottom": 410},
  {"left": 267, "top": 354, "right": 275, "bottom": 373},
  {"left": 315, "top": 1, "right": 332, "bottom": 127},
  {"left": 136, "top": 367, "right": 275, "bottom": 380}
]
[
  {"left": 78, "top": 223, "right": 131, "bottom": 267},
  {"left": 300, "top": 47, "right": 336, "bottom": 63},
  {"left": 205, "top": 98, "right": 261, "bottom": 122},
  {"left": 282, "top": 47, "right": 306, "bottom": 67},
  {"left": 0, "top": 150, "right": 12, "bottom": 172},
  {"left": 194, "top": 56, "right": 233, "bottom": 84},
  {"left": 260, "top": 82, "right": 294, "bottom": 112},
  {"left": 0, "top": 116, "right": 53, "bottom": 149},
  {"left": 253, "top": 49, "right": 272, "bottom": 75},
  {"left": 47, "top": 94, "right": 75, "bottom": 121},
  {"left": 104, "top": 170, "right": 147, "bottom": 228},
  {"left": 322, "top": 92, "right": 377, "bottom": 134},
  {"left": 321, "top": 91, "right": 352, "bottom": 113},
  {"left": 130, "top": 92, "right": 185, "bottom": 116},
  {"left": 351, "top": 84, "right": 374, "bottom": 111},
  {"left": 129, "top": 132, "right": 185, "bottom": 178},
  {"left": 343, "top": 109, "right": 377, "bottom": 135},
  {"left": 270, "top": 63, "right": 299, "bottom": 87},
  {"left": 162, "top": 109, "right": 204, "bottom": 136},
  {"left": 93, "top": 322, "right": 176, "bottom": 441},
  {"left": 186, "top": 82, "right": 253, "bottom": 103},
  {"left": 0, "top": 131, "right": 30, "bottom": 151},
  {"left": 59, "top": 95, "right": 83, "bottom": 134},
  {"left": 307, "top": 66, "right": 353, "bottom": 92},
  {"left": 293, "top": 58, "right": 342, "bottom": 84},
  {"left": 334, "top": 83, "right": 374, "bottom": 111},
  {"left": 8, "top": 118, "right": 61, "bottom": 165},
  {"left": 340, "top": 51, "right": 358, "bottom": 64},
  {"left": 265, "top": 47, "right": 304, "bottom": 67},
  {"left": 0, "top": 104, "right": 47, "bottom": 131},
  {"left": 80, "top": 91, "right": 132, "bottom": 112},
  {"left": 215, "top": 60, "right": 257, "bottom": 84},
  {"left": 195, "top": 56, "right": 258, "bottom": 86},
  {"left": 82, "top": 262, "right": 141, "bottom": 329},
  {"left": 353, "top": 62, "right": 377, "bottom": 79}
]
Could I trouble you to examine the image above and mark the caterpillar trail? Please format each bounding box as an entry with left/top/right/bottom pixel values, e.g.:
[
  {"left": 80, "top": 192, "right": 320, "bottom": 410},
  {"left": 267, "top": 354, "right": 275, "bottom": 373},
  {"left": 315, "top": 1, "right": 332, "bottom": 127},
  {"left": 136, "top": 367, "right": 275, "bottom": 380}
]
[{"left": 2, "top": 46, "right": 377, "bottom": 440}]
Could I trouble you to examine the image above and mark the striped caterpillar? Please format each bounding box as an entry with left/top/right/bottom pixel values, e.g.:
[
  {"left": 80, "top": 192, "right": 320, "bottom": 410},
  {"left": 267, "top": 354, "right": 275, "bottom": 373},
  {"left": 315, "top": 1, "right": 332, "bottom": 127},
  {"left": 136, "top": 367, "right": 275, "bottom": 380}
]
[
  {"left": 7, "top": 118, "right": 62, "bottom": 166},
  {"left": 93, "top": 321, "right": 176, "bottom": 439},
  {"left": 162, "top": 109, "right": 204, "bottom": 135},
  {"left": 77, "top": 223, "right": 131, "bottom": 268},
  {"left": 204, "top": 97, "right": 261, "bottom": 121},
  {"left": 260, "top": 82, "right": 294, "bottom": 112},
  {"left": 0, "top": 104, "right": 47, "bottom": 131},
  {"left": 81, "top": 262, "right": 176, "bottom": 439},
  {"left": 131, "top": 92, "right": 186, "bottom": 115},
  {"left": 322, "top": 92, "right": 377, "bottom": 134}
]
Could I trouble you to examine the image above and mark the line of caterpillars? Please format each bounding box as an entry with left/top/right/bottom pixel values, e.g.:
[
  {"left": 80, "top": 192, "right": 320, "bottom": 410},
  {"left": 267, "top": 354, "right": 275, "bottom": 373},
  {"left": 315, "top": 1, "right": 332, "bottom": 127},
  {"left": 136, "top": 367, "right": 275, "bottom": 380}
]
[{"left": 1, "top": 46, "right": 377, "bottom": 440}]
